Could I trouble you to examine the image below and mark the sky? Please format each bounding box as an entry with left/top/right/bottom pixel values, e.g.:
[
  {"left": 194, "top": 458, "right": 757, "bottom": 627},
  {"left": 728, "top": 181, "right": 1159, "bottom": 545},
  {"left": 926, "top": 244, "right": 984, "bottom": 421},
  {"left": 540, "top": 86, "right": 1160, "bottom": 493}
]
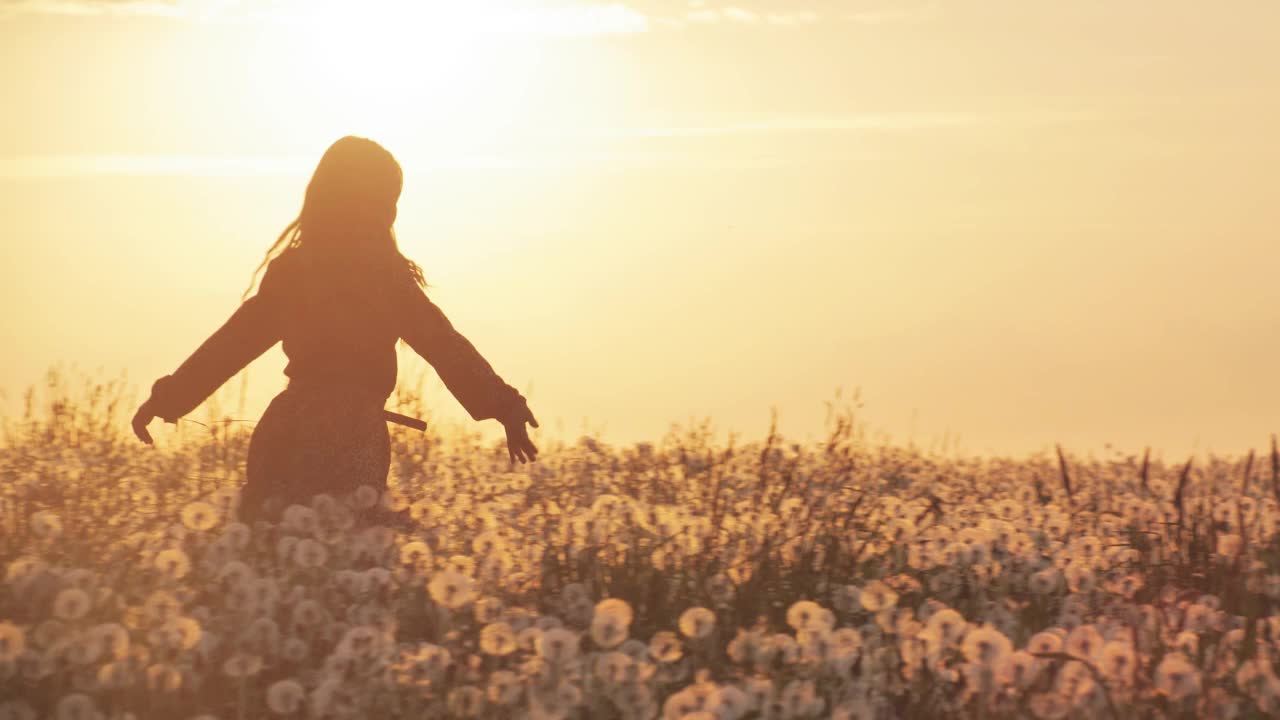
[{"left": 2, "top": 0, "right": 1279, "bottom": 460}]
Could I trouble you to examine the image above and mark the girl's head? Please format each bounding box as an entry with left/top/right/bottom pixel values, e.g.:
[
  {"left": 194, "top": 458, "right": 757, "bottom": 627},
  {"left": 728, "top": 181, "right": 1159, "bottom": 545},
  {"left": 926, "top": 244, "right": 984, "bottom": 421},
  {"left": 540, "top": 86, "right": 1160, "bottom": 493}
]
[
  {"left": 302, "top": 135, "right": 402, "bottom": 239},
  {"left": 246, "top": 136, "right": 425, "bottom": 298}
]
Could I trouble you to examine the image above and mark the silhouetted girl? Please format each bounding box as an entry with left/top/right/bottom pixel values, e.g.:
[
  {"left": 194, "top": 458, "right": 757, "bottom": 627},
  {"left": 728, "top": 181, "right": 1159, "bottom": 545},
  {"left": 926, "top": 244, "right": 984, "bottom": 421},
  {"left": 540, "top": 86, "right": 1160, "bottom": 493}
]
[{"left": 131, "top": 136, "right": 538, "bottom": 522}]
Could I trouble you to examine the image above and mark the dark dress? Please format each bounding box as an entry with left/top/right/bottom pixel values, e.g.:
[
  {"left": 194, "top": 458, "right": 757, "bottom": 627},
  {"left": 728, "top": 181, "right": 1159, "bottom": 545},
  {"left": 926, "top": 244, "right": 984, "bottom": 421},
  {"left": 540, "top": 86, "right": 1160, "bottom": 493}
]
[{"left": 144, "top": 247, "right": 527, "bottom": 522}]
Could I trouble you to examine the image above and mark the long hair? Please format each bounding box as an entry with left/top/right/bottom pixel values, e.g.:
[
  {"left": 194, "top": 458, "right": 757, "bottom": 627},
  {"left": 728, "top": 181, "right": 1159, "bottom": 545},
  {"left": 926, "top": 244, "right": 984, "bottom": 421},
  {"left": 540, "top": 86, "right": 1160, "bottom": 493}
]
[{"left": 243, "top": 136, "right": 426, "bottom": 301}]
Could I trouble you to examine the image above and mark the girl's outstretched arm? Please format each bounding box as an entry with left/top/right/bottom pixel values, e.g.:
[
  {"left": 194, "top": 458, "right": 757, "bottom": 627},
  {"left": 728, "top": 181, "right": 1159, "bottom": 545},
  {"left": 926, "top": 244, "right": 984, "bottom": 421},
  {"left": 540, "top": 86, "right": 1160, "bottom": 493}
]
[
  {"left": 132, "top": 260, "right": 285, "bottom": 442},
  {"left": 398, "top": 279, "right": 538, "bottom": 462}
]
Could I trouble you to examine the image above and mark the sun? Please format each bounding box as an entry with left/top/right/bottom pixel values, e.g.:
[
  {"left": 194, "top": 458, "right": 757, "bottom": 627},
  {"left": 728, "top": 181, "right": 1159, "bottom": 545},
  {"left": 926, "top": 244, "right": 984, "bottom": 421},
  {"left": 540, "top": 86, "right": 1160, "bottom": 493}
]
[{"left": 252, "top": 0, "right": 544, "bottom": 163}]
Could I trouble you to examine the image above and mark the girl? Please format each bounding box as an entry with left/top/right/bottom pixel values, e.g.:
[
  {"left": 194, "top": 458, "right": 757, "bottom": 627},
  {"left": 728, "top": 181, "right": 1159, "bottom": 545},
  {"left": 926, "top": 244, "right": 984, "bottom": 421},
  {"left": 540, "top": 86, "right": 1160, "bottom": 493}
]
[{"left": 131, "top": 136, "right": 539, "bottom": 522}]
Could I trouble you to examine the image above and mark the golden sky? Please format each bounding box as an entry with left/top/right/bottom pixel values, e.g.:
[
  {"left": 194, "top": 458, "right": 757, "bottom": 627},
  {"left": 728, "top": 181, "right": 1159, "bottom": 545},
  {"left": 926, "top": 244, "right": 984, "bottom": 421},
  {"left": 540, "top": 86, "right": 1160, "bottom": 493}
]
[{"left": 2, "top": 0, "right": 1278, "bottom": 459}]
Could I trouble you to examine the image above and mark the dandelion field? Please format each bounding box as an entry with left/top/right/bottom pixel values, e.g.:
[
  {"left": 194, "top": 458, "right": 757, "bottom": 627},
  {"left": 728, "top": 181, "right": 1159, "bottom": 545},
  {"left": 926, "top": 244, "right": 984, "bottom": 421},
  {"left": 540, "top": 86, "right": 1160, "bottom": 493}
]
[{"left": 3, "top": 372, "right": 1280, "bottom": 719}]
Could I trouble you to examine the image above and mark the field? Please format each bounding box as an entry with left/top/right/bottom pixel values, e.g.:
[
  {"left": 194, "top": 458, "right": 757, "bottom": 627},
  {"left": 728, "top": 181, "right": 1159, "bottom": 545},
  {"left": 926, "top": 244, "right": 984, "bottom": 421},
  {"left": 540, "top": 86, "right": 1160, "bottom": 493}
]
[{"left": 2, "top": 371, "right": 1280, "bottom": 719}]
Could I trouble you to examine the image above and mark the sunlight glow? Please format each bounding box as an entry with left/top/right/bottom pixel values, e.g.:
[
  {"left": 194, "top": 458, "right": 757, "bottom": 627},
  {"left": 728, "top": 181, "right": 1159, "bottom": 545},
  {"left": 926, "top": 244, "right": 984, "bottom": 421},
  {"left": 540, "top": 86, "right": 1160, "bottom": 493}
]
[{"left": 249, "top": 1, "right": 562, "bottom": 162}]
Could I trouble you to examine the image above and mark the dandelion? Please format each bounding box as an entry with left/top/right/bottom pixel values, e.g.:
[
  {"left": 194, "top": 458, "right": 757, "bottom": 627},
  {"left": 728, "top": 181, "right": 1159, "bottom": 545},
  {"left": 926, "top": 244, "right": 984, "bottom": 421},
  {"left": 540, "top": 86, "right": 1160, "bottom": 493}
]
[
  {"left": 786, "top": 600, "right": 823, "bottom": 632},
  {"left": 399, "top": 540, "right": 432, "bottom": 568},
  {"left": 996, "top": 650, "right": 1041, "bottom": 689},
  {"left": 180, "top": 501, "right": 219, "bottom": 532},
  {"left": 1065, "top": 624, "right": 1103, "bottom": 662},
  {"left": 30, "top": 511, "right": 62, "bottom": 540},
  {"left": 1063, "top": 562, "right": 1096, "bottom": 594},
  {"left": 678, "top": 607, "right": 716, "bottom": 640},
  {"left": 222, "top": 522, "right": 251, "bottom": 550},
  {"left": 54, "top": 693, "right": 95, "bottom": 720},
  {"left": 291, "top": 599, "right": 325, "bottom": 628},
  {"left": 427, "top": 569, "right": 474, "bottom": 609},
  {"left": 474, "top": 597, "right": 504, "bottom": 625},
  {"left": 1028, "top": 567, "right": 1061, "bottom": 595},
  {"left": 536, "top": 628, "right": 579, "bottom": 664},
  {"left": 160, "top": 616, "right": 201, "bottom": 651},
  {"left": 1027, "top": 692, "right": 1070, "bottom": 720},
  {"left": 595, "top": 650, "right": 634, "bottom": 685},
  {"left": 1100, "top": 641, "right": 1136, "bottom": 684},
  {"left": 832, "top": 585, "right": 860, "bottom": 613},
  {"left": 281, "top": 637, "right": 309, "bottom": 663},
  {"left": 222, "top": 651, "right": 264, "bottom": 678},
  {"left": 590, "top": 613, "right": 629, "bottom": 649},
  {"left": 961, "top": 624, "right": 1012, "bottom": 666},
  {"left": 0, "top": 622, "right": 25, "bottom": 661},
  {"left": 488, "top": 669, "right": 522, "bottom": 705},
  {"left": 1154, "top": 652, "right": 1201, "bottom": 702},
  {"left": 154, "top": 548, "right": 191, "bottom": 580},
  {"left": 53, "top": 588, "right": 91, "bottom": 622},
  {"left": 292, "top": 538, "right": 328, "bottom": 569},
  {"left": 267, "top": 679, "right": 305, "bottom": 714},
  {"left": 448, "top": 686, "right": 485, "bottom": 718},
  {"left": 857, "top": 580, "right": 899, "bottom": 613},
  {"left": 480, "top": 622, "right": 517, "bottom": 656},
  {"left": 1027, "top": 630, "right": 1063, "bottom": 655},
  {"left": 924, "top": 608, "right": 966, "bottom": 646},
  {"left": 145, "top": 663, "right": 182, "bottom": 692},
  {"left": 649, "top": 631, "right": 682, "bottom": 663},
  {"left": 281, "top": 505, "right": 317, "bottom": 535},
  {"left": 596, "top": 598, "right": 634, "bottom": 627}
]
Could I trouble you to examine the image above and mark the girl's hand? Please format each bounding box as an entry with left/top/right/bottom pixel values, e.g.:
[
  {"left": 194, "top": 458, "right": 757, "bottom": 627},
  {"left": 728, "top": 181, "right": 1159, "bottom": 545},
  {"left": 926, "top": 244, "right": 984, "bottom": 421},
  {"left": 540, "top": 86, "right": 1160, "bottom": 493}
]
[
  {"left": 502, "top": 404, "right": 539, "bottom": 464},
  {"left": 131, "top": 400, "right": 157, "bottom": 445}
]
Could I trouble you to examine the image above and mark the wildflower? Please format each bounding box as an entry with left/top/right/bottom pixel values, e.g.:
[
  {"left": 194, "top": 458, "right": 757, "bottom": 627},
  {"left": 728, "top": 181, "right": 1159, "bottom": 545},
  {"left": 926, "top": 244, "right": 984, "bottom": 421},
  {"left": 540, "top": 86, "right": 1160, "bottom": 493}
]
[
  {"left": 427, "top": 570, "right": 474, "bottom": 609},
  {"left": 267, "top": 679, "right": 305, "bottom": 714},
  {"left": 678, "top": 607, "right": 716, "bottom": 640},
  {"left": 858, "top": 581, "right": 899, "bottom": 613},
  {"left": 53, "top": 588, "right": 91, "bottom": 622},
  {"left": 962, "top": 624, "right": 1012, "bottom": 666},
  {"left": 1154, "top": 652, "right": 1201, "bottom": 703},
  {"left": 180, "top": 502, "right": 219, "bottom": 532},
  {"left": 480, "top": 622, "right": 517, "bottom": 656},
  {"left": 154, "top": 548, "right": 191, "bottom": 580},
  {"left": 649, "top": 631, "right": 682, "bottom": 663}
]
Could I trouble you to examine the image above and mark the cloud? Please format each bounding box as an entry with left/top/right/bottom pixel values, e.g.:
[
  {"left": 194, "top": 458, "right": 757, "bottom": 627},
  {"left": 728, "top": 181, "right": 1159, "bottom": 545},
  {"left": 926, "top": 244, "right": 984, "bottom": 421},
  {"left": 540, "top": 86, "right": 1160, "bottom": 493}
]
[
  {"left": 843, "top": 2, "right": 940, "bottom": 25},
  {"left": 0, "top": 0, "right": 650, "bottom": 33},
  {"left": 679, "top": 5, "right": 817, "bottom": 27},
  {"left": 0, "top": 0, "right": 188, "bottom": 17}
]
